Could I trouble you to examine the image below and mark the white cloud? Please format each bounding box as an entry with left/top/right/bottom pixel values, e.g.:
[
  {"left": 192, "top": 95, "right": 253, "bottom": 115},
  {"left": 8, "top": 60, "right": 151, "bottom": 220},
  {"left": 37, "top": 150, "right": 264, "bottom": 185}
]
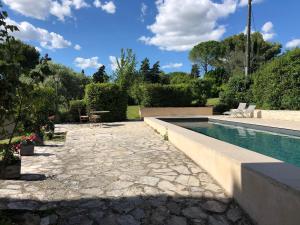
[
  {"left": 286, "top": 39, "right": 300, "bottom": 49},
  {"left": 109, "top": 55, "right": 118, "bottom": 71},
  {"left": 140, "top": 3, "right": 147, "bottom": 22},
  {"left": 93, "top": 0, "right": 116, "bottom": 14},
  {"left": 139, "top": 0, "right": 237, "bottom": 52},
  {"left": 6, "top": 18, "right": 72, "bottom": 49},
  {"left": 74, "top": 44, "right": 81, "bottom": 50},
  {"left": 3, "top": 0, "right": 51, "bottom": 20},
  {"left": 3, "top": 0, "right": 89, "bottom": 21},
  {"left": 162, "top": 63, "right": 183, "bottom": 69},
  {"left": 74, "top": 57, "right": 102, "bottom": 69},
  {"left": 261, "top": 21, "right": 275, "bottom": 41},
  {"left": 239, "top": 0, "right": 263, "bottom": 7},
  {"left": 35, "top": 46, "right": 42, "bottom": 52}
]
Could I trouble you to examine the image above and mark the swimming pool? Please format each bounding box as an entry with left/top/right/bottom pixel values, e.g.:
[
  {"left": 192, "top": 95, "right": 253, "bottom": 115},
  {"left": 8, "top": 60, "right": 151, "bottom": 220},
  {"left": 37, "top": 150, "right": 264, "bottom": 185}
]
[{"left": 178, "top": 121, "right": 300, "bottom": 168}]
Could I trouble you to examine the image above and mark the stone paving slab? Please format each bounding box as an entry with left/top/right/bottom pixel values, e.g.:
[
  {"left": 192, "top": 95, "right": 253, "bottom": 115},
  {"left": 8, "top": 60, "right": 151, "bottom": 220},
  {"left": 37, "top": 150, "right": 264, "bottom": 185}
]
[{"left": 0, "top": 122, "right": 253, "bottom": 225}]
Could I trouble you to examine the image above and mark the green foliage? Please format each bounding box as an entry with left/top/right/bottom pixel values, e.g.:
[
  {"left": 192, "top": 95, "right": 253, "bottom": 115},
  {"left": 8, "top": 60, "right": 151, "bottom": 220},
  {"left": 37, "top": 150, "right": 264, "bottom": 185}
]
[
  {"left": 114, "top": 49, "right": 138, "bottom": 91},
  {"left": 189, "top": 40, "right": 223, "bottom": 73},
  {"left": 69, "top": 100, "right": 86, "bottom": 122},
  {"left": 191, "top": 64, "right": 200, "bottom": 78},
  {"left": 204, "top": 68, "right": 229, "bottom": 97},
  {"left": 92, "top": 65, "right": 109, "bottom": 83},
  {"left": 85, "top": 83, "right": 127, "bottom": 121},
  {"left": 140, "top": 84, "right": 193, "bottom": 107},
  {"left": 189, "top": 79, "right": 210, "bottom": 106},
  {"left": 253, "top": 48, "right": 300, "bottom": 110},
  {"left": 169, "top": 72, "right": 193, "bottom": 84},
  {"left": 22, "top": 87, "right": 56, "bottom": 132},
  {"left": 221, "top": 32, "right": 281, "bottom": 74},
  {"left": 220, "top": 74, "right": 253, "bottom": 108},
  {"left": 43, "top": 62, "right": 91, "bottom": 109},
  {"left": 140, "top": 58, "right": 151, "bottom": 82}
]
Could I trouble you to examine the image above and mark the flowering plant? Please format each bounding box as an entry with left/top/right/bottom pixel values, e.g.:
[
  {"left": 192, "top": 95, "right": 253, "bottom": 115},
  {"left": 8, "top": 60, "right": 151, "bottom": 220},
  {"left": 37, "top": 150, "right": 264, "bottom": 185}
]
[{"left": 20, "top": 134, "right": 38, "bottom": 146}]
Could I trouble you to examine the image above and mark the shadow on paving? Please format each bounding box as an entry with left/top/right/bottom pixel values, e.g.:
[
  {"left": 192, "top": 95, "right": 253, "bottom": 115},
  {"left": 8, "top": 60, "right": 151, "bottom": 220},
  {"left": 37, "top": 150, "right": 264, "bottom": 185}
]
[{"left": 0, "top": 195, "right": 254, "bottom": 225}]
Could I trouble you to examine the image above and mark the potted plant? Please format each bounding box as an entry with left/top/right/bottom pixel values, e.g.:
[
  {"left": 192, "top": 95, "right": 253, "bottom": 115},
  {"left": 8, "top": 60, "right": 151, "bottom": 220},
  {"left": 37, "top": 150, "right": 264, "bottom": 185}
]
[
  {"left": 0, "top": 145, "right": 21, "bottom": 179},
  {"left": 19, "top": 134, "right": 38, "bottom": 156}
]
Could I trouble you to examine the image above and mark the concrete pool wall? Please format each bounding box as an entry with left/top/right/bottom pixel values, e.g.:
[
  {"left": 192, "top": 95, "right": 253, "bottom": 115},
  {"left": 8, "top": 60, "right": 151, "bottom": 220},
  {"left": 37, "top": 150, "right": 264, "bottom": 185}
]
[{"left": 144, "top": 117, "right": 300, "bottom": 225}]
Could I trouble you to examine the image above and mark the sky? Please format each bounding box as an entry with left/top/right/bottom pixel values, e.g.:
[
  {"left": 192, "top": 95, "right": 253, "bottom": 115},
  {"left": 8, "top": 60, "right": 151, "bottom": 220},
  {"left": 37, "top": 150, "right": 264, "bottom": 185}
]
[{"left": 2, "top": 0, "right": 300, "bottom": 76}]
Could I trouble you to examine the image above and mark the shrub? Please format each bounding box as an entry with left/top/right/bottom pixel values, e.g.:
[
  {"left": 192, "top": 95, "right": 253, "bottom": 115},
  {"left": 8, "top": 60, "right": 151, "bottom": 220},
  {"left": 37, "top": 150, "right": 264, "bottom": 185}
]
[
  {"left": 220, "top": 74, "right": 253, "bottom": 109},
  {"left": 253, "top": 48, "right": 300, "bottom": 110},
  {"left": 189, "top": 79, "right": 210, "bottom": 106},
  {"left": 85, "top": 83, "right": 127, "bottom": 122},
  {"left": 140, "top": 84, "right": 193, "bottom": 107},
  {"left": 69, "top": 100, "right": 86, "bottom": 122}
]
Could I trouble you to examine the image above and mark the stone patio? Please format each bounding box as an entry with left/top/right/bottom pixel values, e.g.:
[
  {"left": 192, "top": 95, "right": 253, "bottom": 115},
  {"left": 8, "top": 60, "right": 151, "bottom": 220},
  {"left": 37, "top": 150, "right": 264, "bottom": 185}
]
[{"left": 0, "top": 122, "right": 253, "bottom": 225}]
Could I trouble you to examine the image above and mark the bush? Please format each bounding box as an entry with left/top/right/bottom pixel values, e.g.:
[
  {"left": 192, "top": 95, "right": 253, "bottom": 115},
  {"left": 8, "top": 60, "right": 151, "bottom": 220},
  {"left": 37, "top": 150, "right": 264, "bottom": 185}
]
[
  {"left": 69, "top": 100, "right": 86, "bottom": 122},
  {"left": 189, "top": 79, "right": 210, "bottom": 106},
  {"left": 140, "top": 84, "right": 193, "bottom": 107},
  {"left": 220, "top": 75, "right": 253, "bottom": 109},
  {"left": 85, "top": 83, "right": 127, "bottom": 122},
  {"left": 253, "top": 48, "right": 300, "bottom": 110}
]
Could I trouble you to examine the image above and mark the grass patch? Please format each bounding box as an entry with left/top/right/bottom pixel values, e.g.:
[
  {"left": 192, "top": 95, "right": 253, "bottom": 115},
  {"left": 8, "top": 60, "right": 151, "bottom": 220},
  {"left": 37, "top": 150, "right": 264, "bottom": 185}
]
[
  {"left": 206, "top": 98, "right": 220, "bottom": 106},
  {"left": 127, "top": 105, "right": 141, "bottom": 120},
  {"left": 0, "top": 136, "right": 22, "bottom": 145}
]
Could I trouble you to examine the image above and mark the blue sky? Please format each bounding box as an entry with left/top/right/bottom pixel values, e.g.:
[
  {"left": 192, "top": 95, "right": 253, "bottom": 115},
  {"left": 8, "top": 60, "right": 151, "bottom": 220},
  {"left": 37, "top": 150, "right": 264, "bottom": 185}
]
[{"left": 2, "top": 0, "right": 300, "bottom": 76}]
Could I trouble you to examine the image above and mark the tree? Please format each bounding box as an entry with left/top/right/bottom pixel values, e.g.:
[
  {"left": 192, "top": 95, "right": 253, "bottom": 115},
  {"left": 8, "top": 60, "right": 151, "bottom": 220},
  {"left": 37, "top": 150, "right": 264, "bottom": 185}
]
[
  {"left": 189, "top": 40, "right": 223, "bottom": 74},
  {"left": 191, "top": 64, "right": 200, "bottom": 78},
  {"left": 93, "top": 65, "right": 109, "bottom": 83},
  {"left": 169, "top": 72, "right": 193, "bottom": 84},
  {"left": 221, "top": 32, "right": 281, "bottom": 74},
  {"left": 115, "top": 49, "right": 137, "bottom": 91},
  {"left": 204, "top": 68, "right": 229, "bottom": 97},
  {"left": 150, "top": 61, "right": 160, "bottom": 83},
  {"left": 140, "top": 58, "right": 151, "bottom": 82}
]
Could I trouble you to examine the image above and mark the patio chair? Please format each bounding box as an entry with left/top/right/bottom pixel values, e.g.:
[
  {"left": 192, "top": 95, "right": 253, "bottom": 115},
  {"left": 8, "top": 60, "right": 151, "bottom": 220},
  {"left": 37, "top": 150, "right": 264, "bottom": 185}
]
[
  {"left": 240, "top": 105, "right": 256, "bottom": 118},
  {"left": 223, "top": 103, "right": 247, "bottom": 117},
  {"left": 78, "top": 109, "right": 89, "bottom": 123}
]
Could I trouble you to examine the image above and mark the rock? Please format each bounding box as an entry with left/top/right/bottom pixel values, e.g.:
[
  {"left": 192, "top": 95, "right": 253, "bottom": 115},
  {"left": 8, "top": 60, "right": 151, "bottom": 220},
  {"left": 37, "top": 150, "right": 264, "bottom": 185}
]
[
  {"left": 171, "top": 165, "right": 191, "bottom": 175},
  {"left": 158, "top": 181, "right": 177, "bottom": 192},
  {"left": 227, "top": 207, "right": 242, "bottom": 222},
  {"left": 19, "top": 213, "right": 40, "bottom": 225},
  {"left": 182, "top": 206, "right": 208, "bottom": 219},
  {"left": 68, "top": 215, "right": 93, "bottom": 225},
  {"left": 175, "top": 175, "right": 199, "bottom": 186},
  {"left": 131, "top": 208, "right": 145, "bottom": 220},
  {"left": 8, "top": 201, "right": 39, "bottom": 210},
  {"left": 138, "top": 176, "right": 160, "bottom": 186},
  {"left": 117, "top": 215, "right": 140, "bottom": 225},
  {"left": 167, "top": 216, "right": 187, "bottom": 225},
  {"left": 167, "top": 202, "right": 181, "bottom": 215},
  {"left": 202, "top": 200, "right": 227, "bottom": 213},
  {"left": 40, "top": 214, "right": 58, "bottom": 225},
  {"left": 208, "top": 215, "right": 230, "bottom": 225}
]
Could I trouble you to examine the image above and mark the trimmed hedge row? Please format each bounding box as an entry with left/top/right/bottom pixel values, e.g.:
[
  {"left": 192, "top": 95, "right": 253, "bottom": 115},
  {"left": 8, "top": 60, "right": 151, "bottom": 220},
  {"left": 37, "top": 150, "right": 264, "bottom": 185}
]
[
  {"left": 140, "top": 84, "right": 193, "bottom": 107},
  {"left": 85, "top": 83, "right": 127, "bottom": 122}
]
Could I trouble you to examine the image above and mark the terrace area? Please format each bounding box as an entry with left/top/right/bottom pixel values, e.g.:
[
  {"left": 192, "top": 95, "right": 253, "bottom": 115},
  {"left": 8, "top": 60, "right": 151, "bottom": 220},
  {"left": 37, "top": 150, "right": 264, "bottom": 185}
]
[{"left": 0, "top": 122, "right": 253, "bottom": 225}]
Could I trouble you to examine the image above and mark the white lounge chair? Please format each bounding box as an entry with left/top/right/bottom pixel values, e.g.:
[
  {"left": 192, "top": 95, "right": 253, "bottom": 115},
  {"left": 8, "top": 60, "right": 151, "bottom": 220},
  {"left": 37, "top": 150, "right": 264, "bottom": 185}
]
[
  {"left": 223, "top": 103, "right": 247, "bottom": 117},
  {"left": 240, "top": 105, "right": 256, "bottom": 118}
]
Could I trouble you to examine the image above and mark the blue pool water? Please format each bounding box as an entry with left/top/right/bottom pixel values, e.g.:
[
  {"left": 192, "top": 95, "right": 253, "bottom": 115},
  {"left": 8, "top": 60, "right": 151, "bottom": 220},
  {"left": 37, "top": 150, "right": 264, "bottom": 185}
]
[{"left": 187, "top": 122, "right": 300, "bottom": 168}]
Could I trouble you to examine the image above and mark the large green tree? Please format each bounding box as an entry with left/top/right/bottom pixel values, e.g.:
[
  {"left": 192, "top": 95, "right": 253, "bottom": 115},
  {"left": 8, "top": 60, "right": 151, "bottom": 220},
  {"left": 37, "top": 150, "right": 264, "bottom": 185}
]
[
  {"left": 189, "top": 40, "right": 223, "bottom": 74},
  {"left": 115, "top": 49, "right": 137, "bottom": 91},
  {"left": 140, "top": 58, "right": 151, "bottom": 82},
  {"left": 221, "top": 32, "right": 281, "bottom": 74}
]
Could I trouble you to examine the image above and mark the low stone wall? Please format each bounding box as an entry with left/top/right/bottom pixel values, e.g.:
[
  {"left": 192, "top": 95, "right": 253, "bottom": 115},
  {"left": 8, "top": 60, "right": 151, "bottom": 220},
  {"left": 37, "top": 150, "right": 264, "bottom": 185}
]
[
  {"left": 254, "top": 110, "right": 300, "bottom": 122},
  {"left": 139, "top": 107, "right": 213, "bottom": 118},
  {"left": 144, "top": 117, "right": 300, "bottom": 225}
]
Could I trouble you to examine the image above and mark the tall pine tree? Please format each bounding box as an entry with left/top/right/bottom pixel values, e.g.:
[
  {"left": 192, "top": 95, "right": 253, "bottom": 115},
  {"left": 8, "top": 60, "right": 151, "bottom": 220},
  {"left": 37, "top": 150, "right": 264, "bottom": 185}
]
[
  {"left": 92, "top": 65, "right": 109, "bottom": 83},
  {"left": 140, "top": 58, "right": 151, "bottom": 82}
]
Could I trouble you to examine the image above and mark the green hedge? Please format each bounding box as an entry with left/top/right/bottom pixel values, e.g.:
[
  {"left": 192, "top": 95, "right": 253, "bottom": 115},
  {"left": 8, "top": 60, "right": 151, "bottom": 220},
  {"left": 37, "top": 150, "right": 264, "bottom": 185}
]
[
  {"left": 69, "top": 100, "right": 86, "bottom": 122},
  {"left": 85, "top": 83, "right": 127, "bottom": 122},
  {"left": 253, "top": 48, "right": 300, "bottom": 110},
  {"left": 140, "top": 84, "right": 193, "bottom": 107}
]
